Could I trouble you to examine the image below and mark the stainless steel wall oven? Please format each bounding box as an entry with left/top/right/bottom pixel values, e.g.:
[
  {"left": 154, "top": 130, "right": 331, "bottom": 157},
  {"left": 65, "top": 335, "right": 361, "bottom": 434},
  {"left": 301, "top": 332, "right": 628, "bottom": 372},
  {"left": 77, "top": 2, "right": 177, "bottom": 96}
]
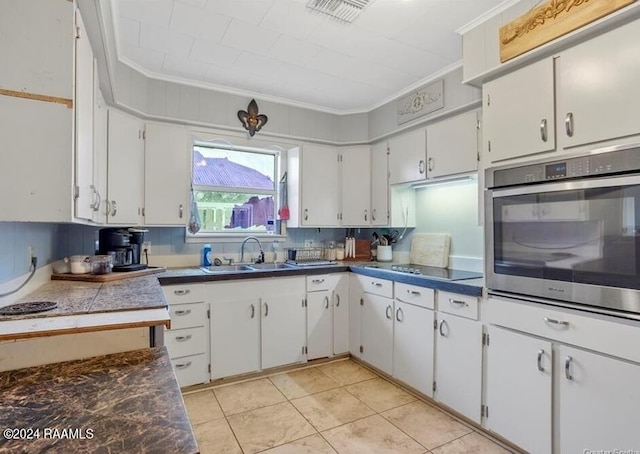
[{"left": 485, "top": 144, "right": 640, "bottom": 316}]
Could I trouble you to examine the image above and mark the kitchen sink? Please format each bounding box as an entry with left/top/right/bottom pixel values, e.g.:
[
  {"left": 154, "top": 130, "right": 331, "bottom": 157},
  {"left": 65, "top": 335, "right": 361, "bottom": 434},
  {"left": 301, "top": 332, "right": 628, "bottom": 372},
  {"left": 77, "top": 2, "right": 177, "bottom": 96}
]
[
  {"left": 247, "top": 263, "right": 296, "bottom": 270},
  {"left": 200, "top": 265, "right": 253, "bottom": 273}
]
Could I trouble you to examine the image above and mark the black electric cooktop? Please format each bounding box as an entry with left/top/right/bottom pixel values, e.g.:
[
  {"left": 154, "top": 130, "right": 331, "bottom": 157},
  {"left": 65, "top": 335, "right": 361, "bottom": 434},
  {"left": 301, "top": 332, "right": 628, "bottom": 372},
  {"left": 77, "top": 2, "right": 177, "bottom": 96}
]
[{"left": 365, "top": 263, "right": 483, "bottom": 281}]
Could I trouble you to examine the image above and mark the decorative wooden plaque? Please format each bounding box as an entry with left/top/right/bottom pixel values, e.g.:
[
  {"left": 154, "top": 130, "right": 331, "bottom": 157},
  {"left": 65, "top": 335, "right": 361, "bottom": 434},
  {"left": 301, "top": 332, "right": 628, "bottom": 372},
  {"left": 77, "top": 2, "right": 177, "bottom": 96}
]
[
  {"left": 397, "top": 79, "right": 444, "bottom": 125},
  {"left": 499, "top": 0, "right": 636, "bottom": 63}
]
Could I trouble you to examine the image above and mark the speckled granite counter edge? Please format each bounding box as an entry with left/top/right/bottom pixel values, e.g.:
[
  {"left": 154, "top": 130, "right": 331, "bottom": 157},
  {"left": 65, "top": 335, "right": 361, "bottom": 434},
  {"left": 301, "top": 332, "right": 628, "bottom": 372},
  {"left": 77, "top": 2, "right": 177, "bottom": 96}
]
[{"left": 158, "top": 264, "right": 483, "bottom": 296}]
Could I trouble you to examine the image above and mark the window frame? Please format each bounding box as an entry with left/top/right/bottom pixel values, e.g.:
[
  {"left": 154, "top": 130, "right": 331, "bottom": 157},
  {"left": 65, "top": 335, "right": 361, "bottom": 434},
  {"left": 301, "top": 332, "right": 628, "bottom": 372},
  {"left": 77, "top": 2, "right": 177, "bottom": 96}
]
[{"left": 187, "top": 140, "right": 286, "bottom": 242}]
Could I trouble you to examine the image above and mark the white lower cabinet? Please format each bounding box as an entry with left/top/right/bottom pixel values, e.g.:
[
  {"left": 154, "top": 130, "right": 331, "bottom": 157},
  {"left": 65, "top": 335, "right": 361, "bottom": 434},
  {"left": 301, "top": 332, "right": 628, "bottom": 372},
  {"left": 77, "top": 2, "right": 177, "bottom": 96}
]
[
  {"left": 434, "top": 311, "right": 483, "bottom": 423},
  {"left": 485, "top": 326, "right": 552, "bottom": 454},
  {"left": 393, "top": 299, "right": 434, "bottom": 397},
  {"left": 361, "top": 292, "right": 394, "bottom": 375},
  {"left": 162, "top": 284, "right": 209, "bottom": 388},
  {"left": 332, "top": 273, "right": 350, "bottom": 355},
  {"left": 349, "top": 274, "right": 363, "bottom": 359},
  {"left": 557, "top": 345, "right": 640, "bottom": 453},
  {"left": 209, "top": 277, "right": 306, "bottom": 380},
  {"left": 307, "top": 291, "right": 332, "bottom": 361}
]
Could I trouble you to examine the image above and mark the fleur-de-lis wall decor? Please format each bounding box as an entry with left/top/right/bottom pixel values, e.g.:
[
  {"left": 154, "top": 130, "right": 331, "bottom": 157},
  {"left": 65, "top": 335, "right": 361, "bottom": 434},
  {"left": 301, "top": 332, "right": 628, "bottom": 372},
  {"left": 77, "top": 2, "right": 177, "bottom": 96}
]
[{"left": 237, "top": 99, "right": 268, "bottom": 137}]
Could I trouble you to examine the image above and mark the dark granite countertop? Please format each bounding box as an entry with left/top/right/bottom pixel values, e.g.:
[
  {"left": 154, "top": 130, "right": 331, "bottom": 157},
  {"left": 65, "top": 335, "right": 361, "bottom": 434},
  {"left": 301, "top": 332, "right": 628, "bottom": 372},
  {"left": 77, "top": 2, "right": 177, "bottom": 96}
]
[
  {"left": 0, "top": 275, "right": 167, "bottom": 322},
  {"left": 0, "top": 347, "right": 198, "bottom": 454},
  {"left": 159, "top": 263, "right": 483, "bottom": 296}
]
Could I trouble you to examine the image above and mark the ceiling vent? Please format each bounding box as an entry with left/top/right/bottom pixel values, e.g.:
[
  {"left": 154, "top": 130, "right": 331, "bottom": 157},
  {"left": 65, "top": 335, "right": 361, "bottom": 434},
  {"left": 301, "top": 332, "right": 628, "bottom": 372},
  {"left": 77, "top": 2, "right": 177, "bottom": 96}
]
[{"left": 306, "top": 0, "right": 373, "bottom": 23}]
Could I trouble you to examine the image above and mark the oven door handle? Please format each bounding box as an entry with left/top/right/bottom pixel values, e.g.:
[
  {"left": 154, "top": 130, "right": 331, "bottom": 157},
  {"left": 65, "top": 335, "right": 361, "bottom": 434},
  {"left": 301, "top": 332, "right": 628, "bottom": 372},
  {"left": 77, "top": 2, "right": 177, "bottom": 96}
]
[{"left": 491, "top": 174, "right": 640, "bottom": 198}]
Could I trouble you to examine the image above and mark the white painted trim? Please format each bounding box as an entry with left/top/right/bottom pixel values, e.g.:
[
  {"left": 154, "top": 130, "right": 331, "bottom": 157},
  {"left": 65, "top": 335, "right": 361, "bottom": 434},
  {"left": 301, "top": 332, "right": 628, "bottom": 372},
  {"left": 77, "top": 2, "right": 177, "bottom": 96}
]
[
  {"left": 0, "top": 265, "right": 53, "bottom": 307},
  {"left": 448, "top": 256, "right": 484, "bottom": 273},
  {"left": 0, "top": 308, "right": 169, "bottom": 341},
  {"left": 456, "top": 0, "right": 524, "bottom": 35}
]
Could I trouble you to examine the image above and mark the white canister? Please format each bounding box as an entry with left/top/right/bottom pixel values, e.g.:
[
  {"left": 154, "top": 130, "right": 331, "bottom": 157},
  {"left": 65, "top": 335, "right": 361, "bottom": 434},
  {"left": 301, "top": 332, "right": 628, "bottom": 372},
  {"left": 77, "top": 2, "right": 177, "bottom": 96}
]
[
  {"left": 69, "top": 255, "right": 91, "bottom": 274},
  {"left": 377, "top": 245, "right": 393, "bottom": 262}
]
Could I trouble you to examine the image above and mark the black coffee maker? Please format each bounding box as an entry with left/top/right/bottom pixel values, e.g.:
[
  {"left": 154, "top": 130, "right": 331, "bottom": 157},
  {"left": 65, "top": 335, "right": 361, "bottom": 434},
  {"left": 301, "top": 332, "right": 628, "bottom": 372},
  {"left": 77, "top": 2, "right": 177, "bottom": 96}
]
[{"left": 98, "top": 228, "right": 148, "bottom": 272}]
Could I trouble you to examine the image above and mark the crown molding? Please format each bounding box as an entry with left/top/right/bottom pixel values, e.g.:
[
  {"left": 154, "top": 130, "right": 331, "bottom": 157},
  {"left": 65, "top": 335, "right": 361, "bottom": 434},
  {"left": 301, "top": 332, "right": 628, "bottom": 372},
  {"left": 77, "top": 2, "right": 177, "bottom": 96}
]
[{"left": 456, "top": 0, "right": 524, "bottom": 35}]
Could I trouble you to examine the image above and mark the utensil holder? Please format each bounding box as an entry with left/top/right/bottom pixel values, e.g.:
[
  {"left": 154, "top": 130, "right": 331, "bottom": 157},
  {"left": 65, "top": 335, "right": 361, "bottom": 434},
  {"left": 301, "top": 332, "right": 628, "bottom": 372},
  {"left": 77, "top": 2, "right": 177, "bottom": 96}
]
[{"left": 377, "top": 245, "right": 393, "bottom": 262}]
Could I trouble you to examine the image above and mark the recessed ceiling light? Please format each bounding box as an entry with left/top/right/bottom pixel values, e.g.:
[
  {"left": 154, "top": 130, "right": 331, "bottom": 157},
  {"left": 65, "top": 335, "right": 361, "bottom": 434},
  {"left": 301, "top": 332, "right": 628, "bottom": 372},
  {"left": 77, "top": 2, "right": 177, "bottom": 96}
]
[{"left": 306, "top": 0, "right": 375, "bottom": 23}]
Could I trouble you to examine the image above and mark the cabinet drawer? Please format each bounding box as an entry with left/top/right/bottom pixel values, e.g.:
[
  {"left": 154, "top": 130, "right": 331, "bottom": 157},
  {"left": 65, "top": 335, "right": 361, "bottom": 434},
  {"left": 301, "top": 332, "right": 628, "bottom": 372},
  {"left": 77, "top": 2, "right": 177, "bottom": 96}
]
[
  {"left": 168, "top": 302, "right": 208, "bottom": 330},
  {"left": 485, "top": 296, "right": 640, "bottom": 364},
  {"left": 437, "top": 291, "right": 478, "bottom": 320},
  {"left": 307, "top": 275, "right": 331, "bottom": 292},
  {"left": 163, "top": 284, "right": 205, "bottom": 304},
  {"left": 165, "top": 327, "right": 207, "bottom": 358},
  {"left": 171, "top": 354, "right": 209, "bottom": 388},
  {"left": 356, "top": 275, "right": 393, "bottom": 298},
  {"left": 394, "top": 283, "right": 434, "bottom": 309}
]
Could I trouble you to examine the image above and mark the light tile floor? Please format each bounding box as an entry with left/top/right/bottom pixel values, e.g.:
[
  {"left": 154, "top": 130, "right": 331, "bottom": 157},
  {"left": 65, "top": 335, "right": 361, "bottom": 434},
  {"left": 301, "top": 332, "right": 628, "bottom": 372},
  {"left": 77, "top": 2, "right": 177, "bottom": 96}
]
[{"left": 182, "top": 359, "right": 513, "bottom": 454}]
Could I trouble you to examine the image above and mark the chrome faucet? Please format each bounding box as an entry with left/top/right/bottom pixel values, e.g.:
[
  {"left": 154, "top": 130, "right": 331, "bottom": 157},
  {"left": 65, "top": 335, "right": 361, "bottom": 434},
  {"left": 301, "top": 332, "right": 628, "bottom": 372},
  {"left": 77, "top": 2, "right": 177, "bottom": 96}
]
[{"left": 240, "top": 236, "right": 265, "bottom": 264}]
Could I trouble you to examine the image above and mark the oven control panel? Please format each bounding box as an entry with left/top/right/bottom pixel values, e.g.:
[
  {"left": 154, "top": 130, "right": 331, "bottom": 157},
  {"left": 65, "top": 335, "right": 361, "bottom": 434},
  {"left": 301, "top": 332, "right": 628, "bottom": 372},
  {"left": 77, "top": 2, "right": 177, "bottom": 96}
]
[{"left": 490, "top": 145, "right": 640, "bottom": 188}]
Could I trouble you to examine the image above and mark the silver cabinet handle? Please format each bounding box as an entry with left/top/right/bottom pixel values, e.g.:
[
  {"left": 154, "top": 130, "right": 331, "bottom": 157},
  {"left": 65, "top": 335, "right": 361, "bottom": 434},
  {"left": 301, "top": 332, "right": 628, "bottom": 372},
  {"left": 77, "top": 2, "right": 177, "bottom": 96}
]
[
  {"left": 544, "top": 317, "right": 570, "bottom": 327},
  {"left": 540, "top": 119, "right": 548, "bottom": 142},
  {"left": 312, "top": 278, "right": 325, "bottom": 284},
  {"left": 174, "top": 289, "right": 191, "bottom": 295},
  {"left": 264, "top": 302, "right": 269, "bottom": 317},
  {"left": 385, "top": 305, "right": 392, "bottom": 319},
  {"left": 174, "top": 309, "right": 191, "bottom": 316},
  {"left": 364, "top": 209, "right": 368, "bottom": 222},
  {"left": 90, "top": 185, "right": 101, "bottom": 211},
  {"left": 372, "top": 209, "right": 377, "bottom": 221},
  {"left": 565, "top": 112, "right": 574, "bottom": 137},
  {"left": 537, "top": 349, "right": 545, "bottom": 372},
  {"left": 105, "top": 200, "right": 111, "bottom": 217},
  {"left": 565, "top": 356, "right": 573, "bottom": 381},
  {"left": 418, "top": 160, "right": 425, "bottom": 174},
  {"left": 449, "top": 298, "right": 468, "bottom": 307},
  {"left": 250, "top": 304, "right": 255, "bottom": 319},
  {"left": 395, "top": 307, "right": 404, "bottom": 322},
  {"left": 324, "top": 296, "right": 329, "bottom": 309},
  {"left": 174, "top": 335, "right": 192, "bottom": 342},
  {"left": 371, "top": 282, "right": 383, "bottom": 287},
  {"left": 407, "top": 290, "right": 421, "bottom": 296},
  {"left": 304, "top": 209, "right": 309, "bottom": 221},
  {"left": 427, "top": 157, "right": 433, "bottom": 172},
  {"left": 174, "top": 361, "right": 192, "bottom": 370},
  {"left": 335, "top": 294, "right": 340, "bottom": 307},
  {"left": 179, "top": 204, "right": 184, "bottom": 219},
  {"left": 111, "top": 200, "right": 117, "bottom": 217},
  {"left": 438, "top": 319, "right": 448, "bottom": 337}
]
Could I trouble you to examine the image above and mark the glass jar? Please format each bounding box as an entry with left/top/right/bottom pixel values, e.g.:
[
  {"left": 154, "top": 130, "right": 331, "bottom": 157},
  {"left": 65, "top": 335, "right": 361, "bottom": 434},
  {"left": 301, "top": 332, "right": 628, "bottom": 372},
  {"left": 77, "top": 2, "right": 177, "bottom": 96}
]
[
  {"left": 91, "top": 255, "right": 113, "bottom": 275},
  {"left": 336, "top": 243, "right": 345, "bottom": 261}
]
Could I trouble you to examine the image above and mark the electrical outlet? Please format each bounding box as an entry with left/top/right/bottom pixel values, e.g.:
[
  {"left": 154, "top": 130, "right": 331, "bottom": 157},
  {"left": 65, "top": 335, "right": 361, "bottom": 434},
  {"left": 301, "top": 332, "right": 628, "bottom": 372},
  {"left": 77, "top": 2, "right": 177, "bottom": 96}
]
[
  {"left": 304, "top": 239, "right": 314, "bottom": 248},
  {"left": 143, "top": 241, "right": 151, "bottom": 254}
]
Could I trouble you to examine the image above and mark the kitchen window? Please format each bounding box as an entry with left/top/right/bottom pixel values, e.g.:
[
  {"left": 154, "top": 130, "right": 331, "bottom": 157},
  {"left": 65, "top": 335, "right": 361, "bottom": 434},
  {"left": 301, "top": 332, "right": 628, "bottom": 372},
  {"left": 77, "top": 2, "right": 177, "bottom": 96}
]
[{"left": 191, "top": 144, "right": 279, "bottom": 236}]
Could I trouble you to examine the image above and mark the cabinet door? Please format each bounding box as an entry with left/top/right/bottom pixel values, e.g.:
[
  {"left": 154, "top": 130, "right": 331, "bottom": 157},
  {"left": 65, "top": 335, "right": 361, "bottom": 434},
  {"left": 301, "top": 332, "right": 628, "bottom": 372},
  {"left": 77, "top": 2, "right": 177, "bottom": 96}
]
[
  {"left": 93, "top": 88, "right": 108, "bottom": 224},
  {"left": 107, "top": 109, "right": 145, "bottom": 224},
  {"left": 73, "top": 10, "right": 95, "bottom": 222},
  {"left": 144, "top": 122, "right": 189, "bottom": 225},
  {"left": 210, "top": 298, "right": 260, "bottom": 379},
  {"left": 558, "top": 20, "right": 640, "bottom": 149},
  {"left": 558, "top": 345, "right": 640, "bottom": 453},
  {"left": 349, "top": 274, "right": 363, "bottom": 358},
  {"left": 388, "top": 128, "right": 427, "bottom": 184},
  {"left": 307, "top": 291, "right": 332, "bottom": 360},
  {"left": 362, "top": 293, "right": 393, "bottom": 375},
  {"left": 333, "top": 274, "right": 350, "bottom": 355},
  {"left": 426, "top": 109, "right": 478, "bottom": 179},
  {"left": 261, "top": 293, "right": 306, "bottom": 369},
  {"left": 484, "top": 58, "right": 555, "bottom": 163},
  {"left": 370, "top": 142, "right": 389, "bottom": 226},
  {"left": 485, "top": 326, "right": 552, "bottom": 454},
  {"left": 341, "top": 146, "right": 371, "bottom": 226},
  {"left": 393, "top": 300, "right": 434, "bottom": 397},
  {"left": 300, "top": 144, "right": 339, "bottom": 226},
  {"left": 435, "top": 312, "right": 483, "bottom": 423}
]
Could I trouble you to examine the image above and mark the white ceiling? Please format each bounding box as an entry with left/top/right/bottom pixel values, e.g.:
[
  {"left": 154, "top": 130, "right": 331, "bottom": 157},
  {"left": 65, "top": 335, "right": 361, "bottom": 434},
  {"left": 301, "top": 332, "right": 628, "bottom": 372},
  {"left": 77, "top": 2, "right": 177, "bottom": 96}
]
[{"left": 113, "top": 0, "right": 507, "bottom": 113}]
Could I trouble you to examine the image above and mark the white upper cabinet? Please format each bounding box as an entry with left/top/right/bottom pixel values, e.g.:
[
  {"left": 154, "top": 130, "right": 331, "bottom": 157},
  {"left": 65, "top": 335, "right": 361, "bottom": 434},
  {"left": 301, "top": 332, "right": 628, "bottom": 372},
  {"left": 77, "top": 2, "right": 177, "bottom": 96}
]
[
  {"left": 370, "top": 141, "right": 389, "bottom": 226},
  {"left": 73, "top": 11, "right": 96, "bottom": 222},
  {"left": 107, "top": 109, "right": 145, "bottom": 225},
  {"left": 388, "top": 128, "right": 427, "bottom": 185},
  {"left": 426, "top": 109, "right": 480, "bottom": 179},
  {"left": 341, "top": 146, "right": 371, "bottom": 226},
  {"left": 287, "top": 144, "right": 340, "bottom": 227},
  {"left": 483, "top": 58, "right": 556, "bottom": 163},
  {"left": 144, "top": 122, "right": 190, "bottom": 226},
  {"left": 557, "top": 19, "right": 640, "bottom": 150}
]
